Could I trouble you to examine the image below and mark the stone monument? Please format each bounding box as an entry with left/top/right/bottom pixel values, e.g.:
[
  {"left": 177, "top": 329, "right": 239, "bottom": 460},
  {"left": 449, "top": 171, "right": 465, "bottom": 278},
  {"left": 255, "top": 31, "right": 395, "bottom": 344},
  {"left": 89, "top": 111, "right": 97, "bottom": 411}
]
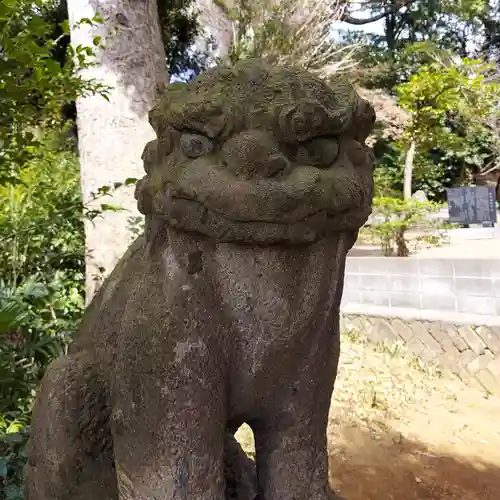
[{"left": 24, "top": 59, "right": 376, "bottom": 500}]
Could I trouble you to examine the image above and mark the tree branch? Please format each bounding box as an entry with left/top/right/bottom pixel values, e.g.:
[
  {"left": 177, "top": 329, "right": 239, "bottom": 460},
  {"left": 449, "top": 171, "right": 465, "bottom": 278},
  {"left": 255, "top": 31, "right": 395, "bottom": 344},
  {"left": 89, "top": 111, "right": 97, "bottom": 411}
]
[{"left": 340, "top": 0, "right": 417, "bottom": 25}]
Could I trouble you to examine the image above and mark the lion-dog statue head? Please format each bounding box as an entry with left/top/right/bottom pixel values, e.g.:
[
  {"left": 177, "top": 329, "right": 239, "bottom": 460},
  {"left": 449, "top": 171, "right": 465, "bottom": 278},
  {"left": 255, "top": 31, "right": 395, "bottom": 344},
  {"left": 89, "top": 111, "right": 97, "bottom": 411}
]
[{"left": 135, "top": 58, "right": 376, "bottom": 245}]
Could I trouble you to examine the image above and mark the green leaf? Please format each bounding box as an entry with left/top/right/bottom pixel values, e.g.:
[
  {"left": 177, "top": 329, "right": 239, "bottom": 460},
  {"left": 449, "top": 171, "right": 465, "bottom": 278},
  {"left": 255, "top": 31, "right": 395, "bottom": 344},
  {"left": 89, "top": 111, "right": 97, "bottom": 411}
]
[
  {"left": 0, "top": 301, "right": 30, "bottom": 332},
  {"left": 59, "top": 19, "right": 70, "bottom": 34},
  {"left": 0, "top": 433, "right": 25, "bottom": 445},
  {"left": 95, "top": 185, "right": 110, "bottom": 196},
  {"left": 100, "top": 203, "right": 124, "bottom": 212}
]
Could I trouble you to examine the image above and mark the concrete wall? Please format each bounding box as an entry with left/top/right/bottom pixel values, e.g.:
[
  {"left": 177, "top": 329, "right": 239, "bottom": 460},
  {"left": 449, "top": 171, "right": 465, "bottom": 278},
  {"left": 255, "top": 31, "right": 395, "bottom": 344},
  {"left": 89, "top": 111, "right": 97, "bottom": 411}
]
[
  {"left": 342, "top": 258, "right": 500, "bottom": 318},
  {"left": 340, "top": 257, "right": 500, "bottom": 395}
]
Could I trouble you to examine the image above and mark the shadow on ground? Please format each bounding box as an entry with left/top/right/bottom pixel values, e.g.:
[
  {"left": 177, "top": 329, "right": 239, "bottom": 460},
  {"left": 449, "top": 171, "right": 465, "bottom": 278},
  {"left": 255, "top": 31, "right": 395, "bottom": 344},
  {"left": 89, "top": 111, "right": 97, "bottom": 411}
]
[
  {"left": 329, "top": 423, "right": 500, "bottom": 500},
  {"left": 346, "top": 246, "right": 383, "bottom": 257}
]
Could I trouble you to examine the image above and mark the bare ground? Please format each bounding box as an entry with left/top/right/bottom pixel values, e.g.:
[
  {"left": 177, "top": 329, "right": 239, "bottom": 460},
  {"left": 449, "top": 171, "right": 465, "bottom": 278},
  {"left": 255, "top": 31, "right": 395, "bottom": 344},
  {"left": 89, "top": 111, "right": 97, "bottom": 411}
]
[
  {"left": 350, "top": 231, "right": 500, "bottom": 258},
  {"left": 235, "top": 333, "right": 500, "bottom": 500}
]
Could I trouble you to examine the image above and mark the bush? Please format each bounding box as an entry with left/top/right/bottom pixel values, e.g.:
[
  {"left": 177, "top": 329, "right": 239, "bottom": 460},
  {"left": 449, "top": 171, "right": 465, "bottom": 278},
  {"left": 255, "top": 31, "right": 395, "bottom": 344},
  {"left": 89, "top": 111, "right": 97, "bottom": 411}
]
[
  {"left": 0, "top": 429, "right": 28, "bottom": 500},
  {"left": 0, "top": 132, "right": 85, "bottom": 498},
  {"left": 363, "top": 196, "right": 447, "bottom": 256},
  {"left": 0, "top": 0, "right": 106, "bottom": 185}
]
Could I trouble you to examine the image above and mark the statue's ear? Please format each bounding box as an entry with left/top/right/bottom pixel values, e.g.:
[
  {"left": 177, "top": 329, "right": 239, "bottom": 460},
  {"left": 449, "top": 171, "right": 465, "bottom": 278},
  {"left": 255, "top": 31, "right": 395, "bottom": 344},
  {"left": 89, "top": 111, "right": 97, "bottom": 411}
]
[
  {"left": 141, "top": 140, "right": 158, "bottom": 174},
  {"left": 350, "top": 99, "right": 376, "bottom": 143},
  {"left": 149, "top": 82, "right": 188, "bottom": 134}
]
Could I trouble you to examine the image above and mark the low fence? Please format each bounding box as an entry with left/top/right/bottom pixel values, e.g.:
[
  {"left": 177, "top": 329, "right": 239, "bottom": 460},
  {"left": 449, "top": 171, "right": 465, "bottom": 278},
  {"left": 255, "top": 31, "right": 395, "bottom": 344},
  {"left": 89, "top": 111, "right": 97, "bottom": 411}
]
[{"left": 340, "top": 257, "right": 500, "bottom": 394}]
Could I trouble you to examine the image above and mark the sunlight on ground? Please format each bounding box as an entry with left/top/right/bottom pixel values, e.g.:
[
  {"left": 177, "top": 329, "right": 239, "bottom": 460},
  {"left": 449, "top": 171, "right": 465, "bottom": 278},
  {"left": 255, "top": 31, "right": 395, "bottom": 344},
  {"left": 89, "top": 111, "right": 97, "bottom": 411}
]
[{"left": 235, "top": 333, "right": 500, "bottom": 499}]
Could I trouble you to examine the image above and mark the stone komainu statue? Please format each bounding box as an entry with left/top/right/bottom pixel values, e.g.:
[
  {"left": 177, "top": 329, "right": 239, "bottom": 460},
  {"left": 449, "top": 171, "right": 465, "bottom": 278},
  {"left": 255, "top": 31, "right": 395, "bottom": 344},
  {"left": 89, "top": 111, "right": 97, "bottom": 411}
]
[{"left": 24, "top": 59, "right": 375, "bottom": 500}]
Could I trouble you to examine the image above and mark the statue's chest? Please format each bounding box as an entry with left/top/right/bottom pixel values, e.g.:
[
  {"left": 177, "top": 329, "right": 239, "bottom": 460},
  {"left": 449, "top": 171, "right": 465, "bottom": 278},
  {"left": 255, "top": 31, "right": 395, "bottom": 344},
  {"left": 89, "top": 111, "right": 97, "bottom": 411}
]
[
  {"left": 212, "top": 244, "right": 342, "bottom": 358},
  {"left": 208, "top": 245, "right": 344, "bottom": 418}
]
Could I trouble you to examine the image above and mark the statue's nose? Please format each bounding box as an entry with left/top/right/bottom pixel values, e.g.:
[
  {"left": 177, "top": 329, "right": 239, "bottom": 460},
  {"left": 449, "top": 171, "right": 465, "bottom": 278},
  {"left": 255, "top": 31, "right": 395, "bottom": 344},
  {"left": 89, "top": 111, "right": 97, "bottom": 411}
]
[
  {"left": 222, "top": 130, "right": 290, "bottom": 179},
  {"left": 256, "top": 153, "right": 290, "bottom": 178}
]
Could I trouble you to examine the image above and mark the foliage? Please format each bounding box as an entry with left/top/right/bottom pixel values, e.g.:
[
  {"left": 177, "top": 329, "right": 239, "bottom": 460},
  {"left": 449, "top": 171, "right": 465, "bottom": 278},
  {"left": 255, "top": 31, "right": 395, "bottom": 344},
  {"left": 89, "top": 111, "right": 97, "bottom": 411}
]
[
  {"left": 0, "top": 0, "right": 498, "bottom": 494},
  {"left": 157, "top": 0, "right": 214, "bottom": 79},
  {"left": 0, "top": 132, "right": 85, "bottom": 419},
  {"left": 0, "top": 131, "right": 86, "bottom": 498},
  {"left": 0, "top": 0, "right": 209, "bottom": 425},
  {"left": 0, "top": 133, "right": 84, "bottom": 279},
  {"left": 0, "top": 0, "right": 108, "bottom": 186},
  {"left": 372, "top": 141, "right": 405, "bottom": 198},
  {"left": 338, "top": 0, "right": 494, "bottom": 88},
  {"left": 0, "top": 428, "right": 28, "bottom": 500},
  {"left": 334, "top": 1, "right": 500, "bottom": 197},
  {"left": 0, "top": 127, "right": 142, "bottom": 500},
  {"left": 42, "top": 0, "right": 211, "bottom": 84},
  {"left": 373, "top": 141, "right": 464, "bottom": 201},
  {"left": 363, "top": 196, "right": 446, "bottom": 256},
  {"left": 0, "top": 280, "right": 70, "bottom": 430},
  {"left": 395, "top": 49, "right": 500, "bottom": 183}
]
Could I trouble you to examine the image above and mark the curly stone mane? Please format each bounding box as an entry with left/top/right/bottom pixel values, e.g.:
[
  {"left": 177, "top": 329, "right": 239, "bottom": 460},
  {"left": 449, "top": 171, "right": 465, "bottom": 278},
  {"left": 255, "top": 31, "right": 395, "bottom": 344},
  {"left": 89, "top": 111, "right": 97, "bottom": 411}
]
[{"left": 135, "top": 58, "right": 376, "bottom": 244}]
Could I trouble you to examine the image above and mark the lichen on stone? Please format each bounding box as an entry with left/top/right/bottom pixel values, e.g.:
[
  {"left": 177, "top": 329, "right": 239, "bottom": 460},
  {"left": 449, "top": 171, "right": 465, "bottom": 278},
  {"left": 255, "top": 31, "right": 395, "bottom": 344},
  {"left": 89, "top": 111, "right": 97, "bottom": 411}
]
[{"left": 136, "top": 58, "right": 376, "bottom": 244}]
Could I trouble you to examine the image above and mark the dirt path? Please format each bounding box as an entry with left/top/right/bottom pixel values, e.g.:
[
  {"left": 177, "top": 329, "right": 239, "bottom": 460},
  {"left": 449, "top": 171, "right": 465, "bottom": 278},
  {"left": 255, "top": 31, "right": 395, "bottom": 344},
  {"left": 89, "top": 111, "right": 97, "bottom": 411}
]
[{"left": 236, "top": 334, "right": 500, "bottom": 499}]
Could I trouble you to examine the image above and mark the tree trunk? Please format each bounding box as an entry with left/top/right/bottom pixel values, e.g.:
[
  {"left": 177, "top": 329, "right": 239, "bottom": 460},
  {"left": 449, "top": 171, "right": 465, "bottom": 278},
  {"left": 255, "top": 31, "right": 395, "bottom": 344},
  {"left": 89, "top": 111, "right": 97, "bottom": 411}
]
[
  {"left": 384, "top": 11, "right": 396, "bottom": 55},
  {"left": 67, "top": 0, "right": 167, "bottom": 302},
  {"left": 403, "top": 140, "right": 416, "bottom": 200},
  {"left": 395, "top": 228, "right": 409, "bottom": 257},
  {"left": 195, "top": 0, "right": 233, "bottom": 58},
  {"left": 475, "top": 169, "right": 500, "bottom": 202}
]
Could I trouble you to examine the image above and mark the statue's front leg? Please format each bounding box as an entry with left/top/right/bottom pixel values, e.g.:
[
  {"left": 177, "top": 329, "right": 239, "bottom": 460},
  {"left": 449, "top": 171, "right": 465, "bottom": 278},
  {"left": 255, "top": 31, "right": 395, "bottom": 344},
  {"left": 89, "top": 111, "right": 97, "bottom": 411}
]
[
  {"left": 251, "top": 332, "right": 343, "bottom": 500},
  {"left": 253, "top": 414, "right": 336, "bottom": 500},
  {"left": 24, "top": 353, "right": 116, "bottom": 500},
  {"left": 110, "top": 334, "right": 227, "bottom": 500}
]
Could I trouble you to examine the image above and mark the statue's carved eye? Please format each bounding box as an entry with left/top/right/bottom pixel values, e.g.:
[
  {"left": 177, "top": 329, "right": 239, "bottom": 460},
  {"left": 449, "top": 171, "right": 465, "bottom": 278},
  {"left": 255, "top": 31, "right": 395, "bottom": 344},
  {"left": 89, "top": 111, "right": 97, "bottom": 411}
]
[
  {"left": 295, "top": 137, "right": 339, "bottom": 167},
  {"left": 180, "top": 133, "right": 214, "bottom": 158}
]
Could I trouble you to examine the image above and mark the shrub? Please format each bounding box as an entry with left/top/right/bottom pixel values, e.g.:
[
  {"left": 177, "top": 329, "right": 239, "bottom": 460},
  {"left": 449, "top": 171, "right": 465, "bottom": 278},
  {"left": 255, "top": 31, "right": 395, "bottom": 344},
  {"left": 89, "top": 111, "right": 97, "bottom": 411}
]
[
  {"left": 363, "top": 196, "right": 447, "bottom": 256},
  {"left": 0, "top": 132, "right": 85, "bottom": 498}
]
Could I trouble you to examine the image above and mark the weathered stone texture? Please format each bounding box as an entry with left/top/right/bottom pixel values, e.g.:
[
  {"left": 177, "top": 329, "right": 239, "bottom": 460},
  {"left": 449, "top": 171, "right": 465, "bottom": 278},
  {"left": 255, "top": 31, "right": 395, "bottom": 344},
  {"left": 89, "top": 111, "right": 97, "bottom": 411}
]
[
  {"left": 341, "top": 314, "right": 500, "bottom": 395},
  {"left": 25, "top": 59, "right": 375, "bottom": 500}
]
